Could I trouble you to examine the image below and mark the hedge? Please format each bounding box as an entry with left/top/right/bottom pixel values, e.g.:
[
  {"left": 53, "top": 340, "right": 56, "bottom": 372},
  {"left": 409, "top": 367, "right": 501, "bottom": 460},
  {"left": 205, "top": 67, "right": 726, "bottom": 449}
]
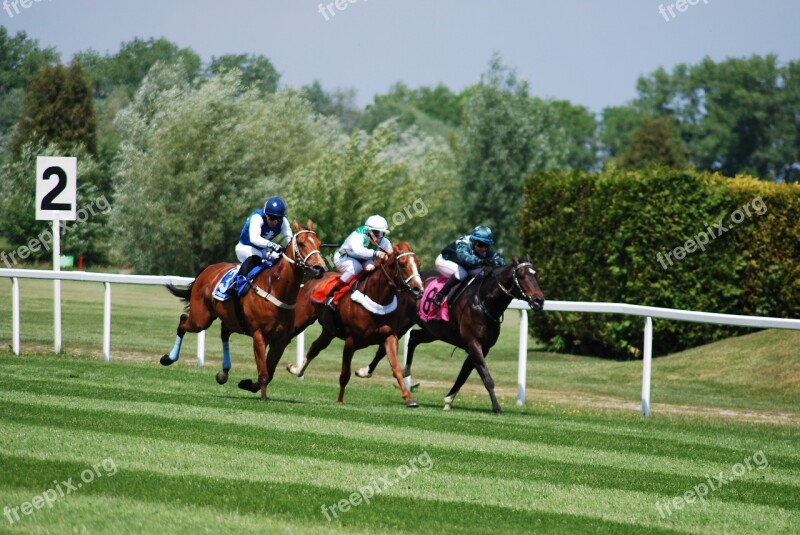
[{"left": 520, "top": 167, "right": 800, "bottom": 358}]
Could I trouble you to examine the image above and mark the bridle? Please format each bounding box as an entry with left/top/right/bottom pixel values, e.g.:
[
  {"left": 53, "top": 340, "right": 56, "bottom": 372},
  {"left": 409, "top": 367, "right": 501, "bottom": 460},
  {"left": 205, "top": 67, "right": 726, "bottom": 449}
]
[
  {"left": 475, "top": 262, "right": 539, "bottom": 322},
  {"left": 496, "top": 262, "right": 539, "bottom": 308},
  {"left": 282, "top": 229, "right": 324, "bottom": 272},
  {"left": 377, "top": 250, "right": 423, "bottom": 294}
]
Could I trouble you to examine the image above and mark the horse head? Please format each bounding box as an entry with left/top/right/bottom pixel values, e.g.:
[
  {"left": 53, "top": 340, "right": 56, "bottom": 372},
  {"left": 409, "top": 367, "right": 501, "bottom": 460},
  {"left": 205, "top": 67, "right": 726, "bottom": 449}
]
[
  {"left": 287, "top": 219, "right": 326, "bottom": 279},
  {"left": 380, "top": 241, "right": 424, "bottom": 300},
  {"left": 495, "top": 256, "right": 544, "bottom": 311}
]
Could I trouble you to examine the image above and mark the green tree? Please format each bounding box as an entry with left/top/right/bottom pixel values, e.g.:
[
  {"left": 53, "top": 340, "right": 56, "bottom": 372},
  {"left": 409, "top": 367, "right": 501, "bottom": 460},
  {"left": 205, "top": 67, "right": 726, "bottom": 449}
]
[
  {"left": 300, "top": 81, "right": 361, "bottom": 132},
  {"left": 456, "top": 55, "right": 565, "bottom": 252},
  {"left": 548, "top": 99, "right": 599, "bottom": 171},
  {"left": 208, "top": 53, "right": 279, "bottom": 94},
  {"left": 282, "top": 120, "right": 459, "bottom": 262},
  {"left": 0, "top": 28, "right": 59, "bottom": 154},
  {"left": 0, "top": 140, "right": 110, "bottom": 264},
  {"left": 11, "top": 61, "right": 97, "bottom": 157},
  {"left": 618, "top": 115, "right": 688, "bottom": 170},
  {"left": 75, "top": 37, "right": 201, "bottom": 98},
  {"left": 358, "top": 82, "right": 459, "bottom": 138},
  {"left": 599, "top": 105, "right": 644, "bottom": 160},
  {"left": 634, "top": 55, "right": 800, "bottom": 182},
  {"left": 112, "top": 69, "right": 340, "bottom": 275}
]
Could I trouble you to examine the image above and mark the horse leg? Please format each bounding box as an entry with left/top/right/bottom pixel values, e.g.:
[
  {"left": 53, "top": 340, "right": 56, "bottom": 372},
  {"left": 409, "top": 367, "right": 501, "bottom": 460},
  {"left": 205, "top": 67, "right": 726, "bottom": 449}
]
[
  {"left": 466, "top": 340, "right": 501, "bottom": 414},
  {"left": 286, "top": 329, "right": 335, "bottom": 378},
  {"left": 444, "top": 355, "right": 475, "bottom": 411},
  {"left": 262, "top": 334, "right": 291, "bottom": 398},
  {"left": 383, "top": 334, "right": 417, "bottom": 408},
  {"left": 336, "top": 340, "right": 357, "bottom": 404},
  {"left": 404, "top": 328, "right": 435, "bottom": 378},
  {"left": 215, "top": 325, "right": 234, "bottom": 385},
  {"left": 238, "top": 330, "right": 268, "bottom": 400},
  {"left": 161, "top": 308, "right": 214, "bottom": 366},
  {"left": 356, "top": 346, "right": 385, "bottom": 379}
]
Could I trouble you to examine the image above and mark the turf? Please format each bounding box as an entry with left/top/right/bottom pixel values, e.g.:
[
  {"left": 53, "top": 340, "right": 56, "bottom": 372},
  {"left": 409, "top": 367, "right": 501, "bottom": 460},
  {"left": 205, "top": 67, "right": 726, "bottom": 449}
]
[{"left": 0, "top": 278, "right": 798, "bottom": 533}]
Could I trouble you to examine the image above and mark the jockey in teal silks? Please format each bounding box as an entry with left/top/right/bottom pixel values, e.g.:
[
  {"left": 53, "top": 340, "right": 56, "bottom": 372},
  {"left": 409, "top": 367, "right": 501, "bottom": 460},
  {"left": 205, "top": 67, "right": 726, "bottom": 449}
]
[
  {"left": 324, "top": 215, "right": 393, "bottom": 308},
  {"left": 433, "top": 225, "right": 504, "bottom": 306}
]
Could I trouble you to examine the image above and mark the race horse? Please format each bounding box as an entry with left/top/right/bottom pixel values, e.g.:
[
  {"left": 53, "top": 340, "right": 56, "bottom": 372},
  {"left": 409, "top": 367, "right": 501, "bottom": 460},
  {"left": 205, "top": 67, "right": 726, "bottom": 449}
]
[
  {"left": 160, "top": 219, "right": 326, "bottom": 401},
  {"left": 357, "top": 257, "right": 544, "bottom": 414},
  {"left": 285, "top": 242, "right": 424, "bottom": 407}
]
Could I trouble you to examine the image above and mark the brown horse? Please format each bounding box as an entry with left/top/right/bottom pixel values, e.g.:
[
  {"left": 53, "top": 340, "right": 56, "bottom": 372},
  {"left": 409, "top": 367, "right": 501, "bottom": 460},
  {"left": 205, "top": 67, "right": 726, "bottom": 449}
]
[
  {"left": 160, "top": 219, "right": 326, "bottom": 401},
  {"left": 358, "top": 256, "right": 544, "bottom": 414},
  {"left": 286, "top": 242, "right": 424, "bottom": 406}
]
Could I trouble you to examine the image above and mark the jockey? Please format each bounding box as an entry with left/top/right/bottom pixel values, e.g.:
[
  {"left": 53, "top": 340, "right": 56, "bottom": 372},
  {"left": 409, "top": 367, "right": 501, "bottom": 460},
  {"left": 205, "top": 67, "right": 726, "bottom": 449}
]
[
  {"left": 325, "top": 215, "right": 393, "bottom": 307},
  {"left": 433, "top": 225, "right": 504, "bottom": 306},
  {"left": 235, "top": 196, "right": 293, "bottom": 265}
]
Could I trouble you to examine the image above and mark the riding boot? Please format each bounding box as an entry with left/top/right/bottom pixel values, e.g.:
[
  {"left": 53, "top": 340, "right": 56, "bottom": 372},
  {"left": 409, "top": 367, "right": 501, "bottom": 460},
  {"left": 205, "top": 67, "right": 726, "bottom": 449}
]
[
  {"left": 324, "top": 278, "right": 350, "bottom": 308},
  {"left": 433, "top": 274, "right": 460, "bottom": 306}
]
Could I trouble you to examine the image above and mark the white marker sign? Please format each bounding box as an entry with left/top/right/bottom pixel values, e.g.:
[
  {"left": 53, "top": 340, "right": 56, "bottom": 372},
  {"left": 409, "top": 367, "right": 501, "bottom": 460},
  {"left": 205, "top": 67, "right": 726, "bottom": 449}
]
[{"left": 36, "top": 156, "right": 77, "bottom": 221}]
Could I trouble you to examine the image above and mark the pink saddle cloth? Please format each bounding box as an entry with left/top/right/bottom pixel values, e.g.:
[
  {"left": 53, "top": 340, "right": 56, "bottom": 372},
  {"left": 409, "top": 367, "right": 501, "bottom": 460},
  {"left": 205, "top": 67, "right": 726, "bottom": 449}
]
[{"left": 418, "top": 278, "right": 450, "bottom": 322}]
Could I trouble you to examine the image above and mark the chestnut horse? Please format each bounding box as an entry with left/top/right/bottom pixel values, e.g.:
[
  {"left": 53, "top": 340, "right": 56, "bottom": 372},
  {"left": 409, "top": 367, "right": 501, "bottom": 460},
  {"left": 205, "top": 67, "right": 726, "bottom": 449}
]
[
  {"left": 286, "top": 242, "right": 424, "bottom": 406},
  {"left": 160, "top": 219, "right": 326, "bottom": 401},
  {"left": 358, "top": 257, "right": 544, "bottom": 414}
]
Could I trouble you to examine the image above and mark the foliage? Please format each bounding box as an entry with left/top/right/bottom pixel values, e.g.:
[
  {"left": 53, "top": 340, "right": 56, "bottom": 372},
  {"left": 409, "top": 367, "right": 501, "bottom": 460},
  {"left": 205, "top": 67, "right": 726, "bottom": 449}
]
[
  {"left": 74, "top": 37, "right": 201, "bottom": 99},
  {"left": 521, "top": 167, "right": 800, "bottom": 358},
  {"left": 11, "top": 61, "right": 97, "bottom": 157},
  {"left": 207, "top": 53, "right": 280, "bottom": 94},
  {"left": 111, "top": 68, "right": 340, "bottom": 275},
  {"left": 456, "top": 55, "right": 566, "bottom": 254},
  {"left": 617, "top": 115, "right": 688, "bottom": 170},
  {"left": 358, "top": 82, "right": 460, "bottom": 137},
  {"left": 282, "top": 120, "right": 459, "bottom": 264},
  {"left": 635, "top": 55, "right": 800, "bottom": 182},
  {"left": 547, "top": 99, "right": 599, "bottom": 171},
  {"left": 0, "top": 28, "right": 60, "bottom": 135},
  {"left": 299, "top": 81, "right": 361, "bottom": 132},
  {"left": 0, "top": 141, "right": 110, "bottom": 264}
]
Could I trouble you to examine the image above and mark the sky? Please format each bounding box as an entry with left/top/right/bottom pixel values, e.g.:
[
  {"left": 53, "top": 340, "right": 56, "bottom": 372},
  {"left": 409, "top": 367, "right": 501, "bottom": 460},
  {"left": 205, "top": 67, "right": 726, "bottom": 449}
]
[{"left": 3, "top": 0, "right": 799, "bottom": 112}]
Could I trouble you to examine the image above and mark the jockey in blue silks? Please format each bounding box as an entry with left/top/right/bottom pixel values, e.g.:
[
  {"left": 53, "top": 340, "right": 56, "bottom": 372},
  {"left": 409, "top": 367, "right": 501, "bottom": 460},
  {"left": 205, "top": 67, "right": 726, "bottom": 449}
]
[
  {"left": 433, "top": 225, "right": 504, "bottom": 306},
  {"left": 236, "top": 196, "right": 293, "bottom": 263}
]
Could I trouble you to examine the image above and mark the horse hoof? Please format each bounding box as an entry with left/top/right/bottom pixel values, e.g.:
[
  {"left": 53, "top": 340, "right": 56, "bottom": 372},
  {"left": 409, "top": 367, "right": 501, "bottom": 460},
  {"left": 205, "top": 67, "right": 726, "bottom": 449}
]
[
  {"left": 237, "top": 379, "right": 260, "bottom": 394},
  {"left": 286, "top": 363, "right": 298, "bottom": 376},
  {"left": 355, "top": 367, "right": 372, "bottom": 378},
  {"left": 406, "top": 399, "right": 418, "bottom": 408},
  {"left": 160, "top": 355, "right": 174, "bottom": 366},
  {"left": 443, "top": 395, "right": 454, "bottom": 411},
  {"left": 215, "top": 369, "right": 229, "bottom": 385},
  {"left": 493, "top": 407, "right": 503, "bottom": 415}
]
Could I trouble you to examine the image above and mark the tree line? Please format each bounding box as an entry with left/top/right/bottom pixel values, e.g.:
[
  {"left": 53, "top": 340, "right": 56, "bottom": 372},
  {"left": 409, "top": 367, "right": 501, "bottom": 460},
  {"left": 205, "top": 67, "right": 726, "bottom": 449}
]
[{"left": 0, "top": 27, "right": 798, "bottom": 275}]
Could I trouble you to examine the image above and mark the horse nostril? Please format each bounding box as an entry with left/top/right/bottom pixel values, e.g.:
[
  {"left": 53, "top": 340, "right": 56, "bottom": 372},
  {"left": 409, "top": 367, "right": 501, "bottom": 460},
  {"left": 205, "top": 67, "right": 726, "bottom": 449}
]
[{"left": 532, "top": 298, "right": 544, "bottom": 309}]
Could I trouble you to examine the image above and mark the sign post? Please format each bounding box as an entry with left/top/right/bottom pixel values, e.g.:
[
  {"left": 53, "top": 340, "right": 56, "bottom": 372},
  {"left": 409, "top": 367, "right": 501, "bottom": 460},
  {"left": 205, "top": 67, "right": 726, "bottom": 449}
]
[{"left": 36, "top": 156, "right": 77, "bottom": 353}]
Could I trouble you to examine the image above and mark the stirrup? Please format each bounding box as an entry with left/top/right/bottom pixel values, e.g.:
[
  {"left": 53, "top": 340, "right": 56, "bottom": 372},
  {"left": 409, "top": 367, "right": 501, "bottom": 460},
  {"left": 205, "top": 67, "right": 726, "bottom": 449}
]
[{"left": 433, "top": 292, "right": 445, "bottom": 306}]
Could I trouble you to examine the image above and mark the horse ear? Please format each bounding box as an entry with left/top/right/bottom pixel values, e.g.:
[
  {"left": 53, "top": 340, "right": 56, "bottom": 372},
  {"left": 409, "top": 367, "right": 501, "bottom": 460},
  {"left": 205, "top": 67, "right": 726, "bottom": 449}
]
[
  {"left": 512, "top": 256, "right": 520, "bottom": 265},
  {"left": 292, "top": 218, "right": 300, "bottom": 232},
  {"left": 306, "top": 218, "right": 314, "bottom": 231},
  {"left": 525, "top": 254, "right": 532, "bottom": 264}
]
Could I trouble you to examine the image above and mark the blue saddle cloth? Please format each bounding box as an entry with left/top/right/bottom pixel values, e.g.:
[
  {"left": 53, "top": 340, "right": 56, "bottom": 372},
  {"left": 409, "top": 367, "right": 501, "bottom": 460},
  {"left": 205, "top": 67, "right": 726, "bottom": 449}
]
[{"left": 212, "top": 260, "right": 273, "bottom": 301}]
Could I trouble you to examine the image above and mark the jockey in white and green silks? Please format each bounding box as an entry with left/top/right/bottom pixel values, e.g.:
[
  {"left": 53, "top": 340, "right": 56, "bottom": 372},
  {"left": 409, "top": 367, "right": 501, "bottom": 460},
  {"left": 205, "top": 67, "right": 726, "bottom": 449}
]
[{"left": 325, "top": 215, "right": 393, "bottom": 306}]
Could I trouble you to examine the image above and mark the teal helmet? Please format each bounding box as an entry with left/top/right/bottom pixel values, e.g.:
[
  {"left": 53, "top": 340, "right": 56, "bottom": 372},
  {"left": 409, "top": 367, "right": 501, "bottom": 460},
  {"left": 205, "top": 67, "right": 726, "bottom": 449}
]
[{"left": 470, "top": 226, "right": 494, "bottom": 244}]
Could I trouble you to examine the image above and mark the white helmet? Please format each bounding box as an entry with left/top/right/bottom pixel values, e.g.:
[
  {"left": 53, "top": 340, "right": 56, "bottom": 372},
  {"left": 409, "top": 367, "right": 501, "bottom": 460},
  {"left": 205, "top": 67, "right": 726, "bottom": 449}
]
[{"left": 364, "top": 215, "right": 390, "bottom": 234}]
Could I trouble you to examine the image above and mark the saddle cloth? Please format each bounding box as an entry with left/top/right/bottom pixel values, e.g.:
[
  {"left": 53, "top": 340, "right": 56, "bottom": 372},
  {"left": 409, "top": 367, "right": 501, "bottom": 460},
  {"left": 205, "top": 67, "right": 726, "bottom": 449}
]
[
  {"left": 212, "top": 261, "right": 273, "bottom": 301},
  {"left": 418, "top": 277, "right": 450, "bottom": 322}
]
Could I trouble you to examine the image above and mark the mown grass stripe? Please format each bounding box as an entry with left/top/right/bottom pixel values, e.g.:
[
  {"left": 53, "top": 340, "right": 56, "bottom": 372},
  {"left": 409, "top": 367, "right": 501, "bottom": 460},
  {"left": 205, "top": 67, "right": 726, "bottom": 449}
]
[
  {"left": 2, "top": 388, "right": 799, "bottom": 490},
  {"left": 2, "top": 419, "right": 798, "bottom": 535},
  {"left": 4, "top": 364, "right": 799, "bottom": 468}
]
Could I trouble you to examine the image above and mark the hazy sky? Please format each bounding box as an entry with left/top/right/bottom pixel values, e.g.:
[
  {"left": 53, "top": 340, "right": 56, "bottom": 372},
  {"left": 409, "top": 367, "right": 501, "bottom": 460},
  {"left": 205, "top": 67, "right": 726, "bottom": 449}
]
[{"left": 3, "top": 0, "right": 799, "bottom": 112}]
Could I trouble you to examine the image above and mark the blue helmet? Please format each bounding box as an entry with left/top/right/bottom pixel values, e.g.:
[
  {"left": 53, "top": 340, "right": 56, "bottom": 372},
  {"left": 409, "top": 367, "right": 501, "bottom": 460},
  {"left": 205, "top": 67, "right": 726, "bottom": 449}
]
[
  {"left": 470, "top": 225, "right": 494, "bottom": 244},
  {"left": 263, "top": 197, "right": 286, "bottom": 219}
]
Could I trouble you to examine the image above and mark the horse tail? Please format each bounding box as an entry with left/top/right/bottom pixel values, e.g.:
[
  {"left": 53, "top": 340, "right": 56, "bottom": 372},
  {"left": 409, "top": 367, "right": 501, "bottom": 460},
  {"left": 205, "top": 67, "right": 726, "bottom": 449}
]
[{"left": 166, "top": 281, "right": 194, "bottom": 307}]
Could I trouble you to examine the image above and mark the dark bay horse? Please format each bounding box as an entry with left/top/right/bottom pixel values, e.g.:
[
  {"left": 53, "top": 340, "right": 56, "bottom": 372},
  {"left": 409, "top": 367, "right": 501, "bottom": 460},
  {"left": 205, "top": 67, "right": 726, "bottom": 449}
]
[
  {"left": 160, "top": 219, "right": 326, "bottom": 401},
  {"left": 359, "top": 257, "right": 544, "bottom": 414},
  {"left": 285, "top": 242, "right": 424, "bottom": 406}
]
